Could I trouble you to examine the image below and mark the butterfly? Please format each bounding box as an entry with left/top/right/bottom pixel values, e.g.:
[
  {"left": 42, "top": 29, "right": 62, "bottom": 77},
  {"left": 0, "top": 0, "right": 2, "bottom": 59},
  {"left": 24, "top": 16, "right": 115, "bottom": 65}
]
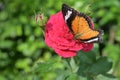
[{"left": 62, "top": 4, "right": 103, "bottom": 43}]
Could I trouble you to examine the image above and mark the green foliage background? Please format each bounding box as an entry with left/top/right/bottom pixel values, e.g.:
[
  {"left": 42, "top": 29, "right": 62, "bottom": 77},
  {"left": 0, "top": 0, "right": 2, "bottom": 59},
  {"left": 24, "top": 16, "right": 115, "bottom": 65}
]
[{"left": 0, "top": 0, "right": 120, "bottom": 80}]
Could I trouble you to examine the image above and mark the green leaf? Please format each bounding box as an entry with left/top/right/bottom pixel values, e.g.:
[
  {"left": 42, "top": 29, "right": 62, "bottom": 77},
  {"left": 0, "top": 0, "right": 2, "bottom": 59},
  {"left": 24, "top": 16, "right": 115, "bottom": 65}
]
[
  {"left": 89, "top": 57, "right": 112, "bottom": 75},
  {"left": 77, "top": 59, "right": 93, "bottom": 76},
  {"left": 66, "top": 74, "right": 78, "bottom": 80},
  {"left": 77, "top": 52, "right": 97, "bottom": 77},
  {"left": 78, "top": 51, "right": 97, "bottom": 64},
  {"left": 78, "top": 76, "right": 88, "bottom": 80},
  {"left": 56, "top": 69, "right": 70, "bottom": 80},
  {"left": 0, "top": 40, "right": 13, "bottom": 48},
  {"left": 19, "top": 15, "right": 28, "bottom": 24},
  {"left": 15, "top": 58, "right": 32, "bottom": 72},
  {"left": 70, "top": 58, "right": 79, "bottom": 73},
  {"left": 0, "top": 75, "right": 6, "bottom": 80},
  {"left": 62, "top": 59, "right": 71, "bottom": 71},
  {"left": 0, "top": 11, "right": 8, "bottom": 21},
  {"left": 96, "top": 74, "right": 118, "bottom": 80},
  {"left": 33, "top": 60, "right": 56, "bottom": 73},
  {"left": 16, "top": 25, "right": 22, "bottom": 36},
  {"left": 103, "top": 44, "right": 120, "bottom": 67}
]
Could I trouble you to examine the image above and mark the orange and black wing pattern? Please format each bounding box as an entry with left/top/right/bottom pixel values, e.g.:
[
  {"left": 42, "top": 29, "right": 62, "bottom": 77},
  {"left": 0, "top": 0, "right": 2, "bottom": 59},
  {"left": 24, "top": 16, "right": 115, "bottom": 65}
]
[{"left": 62, "top": 4, "right": 103, "bottom": 43}]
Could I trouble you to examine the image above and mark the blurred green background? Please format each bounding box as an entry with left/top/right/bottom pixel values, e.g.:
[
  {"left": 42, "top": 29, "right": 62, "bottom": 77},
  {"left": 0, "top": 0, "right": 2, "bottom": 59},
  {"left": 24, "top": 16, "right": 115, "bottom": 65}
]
[{"left": 0, "top": 0, "right": 120, "bottom": 80}]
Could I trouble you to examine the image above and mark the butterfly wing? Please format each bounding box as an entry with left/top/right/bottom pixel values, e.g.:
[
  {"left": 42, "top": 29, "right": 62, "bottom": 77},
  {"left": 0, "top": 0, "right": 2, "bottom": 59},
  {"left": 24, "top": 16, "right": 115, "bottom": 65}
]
[
  {"left": 71, "top": 15, "right": 103, "bottom": 43},
  {"left": 62, "top": 4, "right": 103, "bottom": 43},
  {"left": 62, "top": 4, "right": 77, "bottom": 32}
]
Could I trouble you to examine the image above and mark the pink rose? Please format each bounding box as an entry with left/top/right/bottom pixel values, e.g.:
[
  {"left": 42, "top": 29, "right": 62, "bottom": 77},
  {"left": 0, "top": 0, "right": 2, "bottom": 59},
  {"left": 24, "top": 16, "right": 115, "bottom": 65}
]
[{"left": 45, "top": 11, "right": 93, "bottom": 58}]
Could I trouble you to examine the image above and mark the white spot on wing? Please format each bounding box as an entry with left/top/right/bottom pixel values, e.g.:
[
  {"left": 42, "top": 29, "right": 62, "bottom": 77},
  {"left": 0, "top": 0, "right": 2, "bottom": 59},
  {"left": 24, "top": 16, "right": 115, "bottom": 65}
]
[
  {"left": 65, "top": 10, "right": 72, "bottom": 22},
  {"left": 85, "top": 38, "right": 98, "bottom": 43}
]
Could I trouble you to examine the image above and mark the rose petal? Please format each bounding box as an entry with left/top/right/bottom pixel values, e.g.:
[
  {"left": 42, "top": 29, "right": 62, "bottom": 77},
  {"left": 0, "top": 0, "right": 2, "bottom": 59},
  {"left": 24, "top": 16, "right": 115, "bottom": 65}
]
[
  {"left": 55, "top": 48, "right": 76, "bottom": 58},
  {"left": 45, "top": 11, "right": 94, "bottom": 58}
]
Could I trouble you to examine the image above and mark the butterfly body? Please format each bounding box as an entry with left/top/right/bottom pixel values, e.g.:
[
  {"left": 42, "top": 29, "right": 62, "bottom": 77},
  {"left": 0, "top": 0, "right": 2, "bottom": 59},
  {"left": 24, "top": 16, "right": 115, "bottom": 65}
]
[{"left": 62, "top": 4, "right": 103, "bottom": 43}]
